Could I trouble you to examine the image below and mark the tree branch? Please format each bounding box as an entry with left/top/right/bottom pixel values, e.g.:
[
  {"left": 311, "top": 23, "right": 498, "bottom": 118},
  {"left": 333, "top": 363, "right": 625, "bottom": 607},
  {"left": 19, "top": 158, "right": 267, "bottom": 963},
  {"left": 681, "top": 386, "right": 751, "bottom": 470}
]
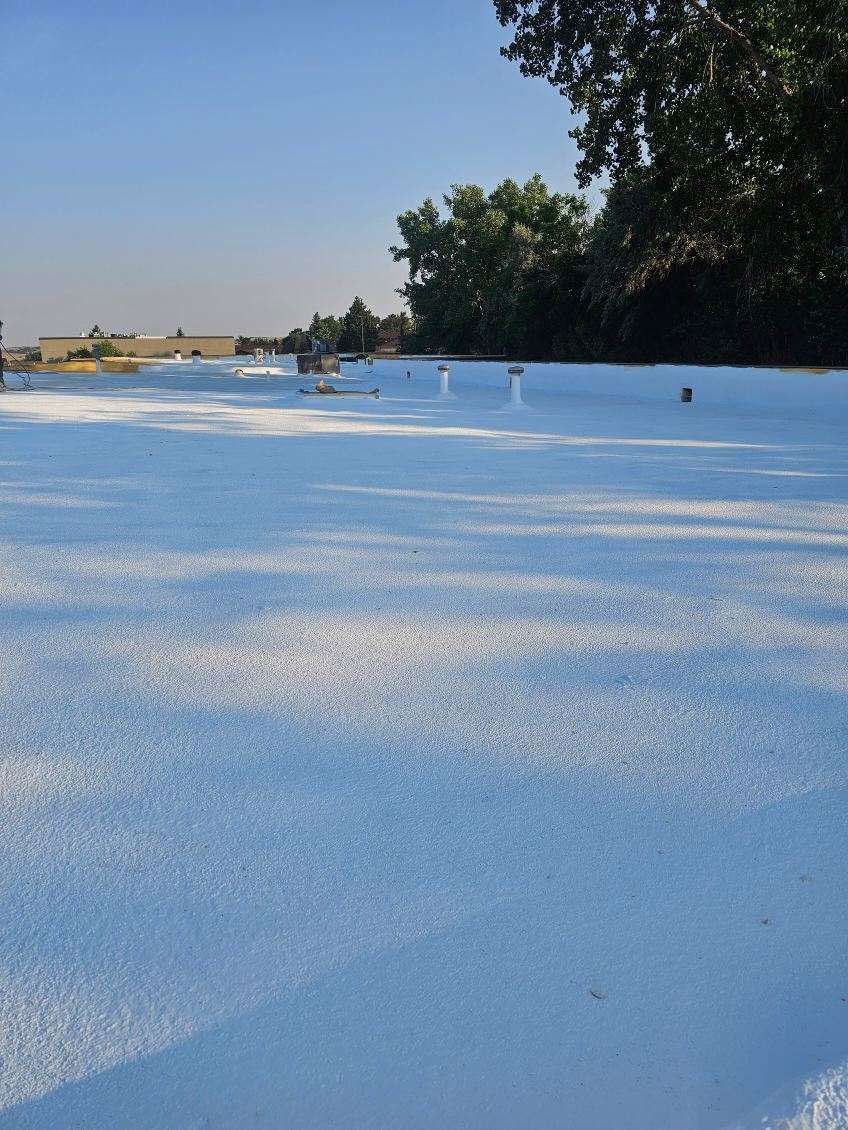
[{"left": 683, "top": 0, "right": 794, "bottom": 98}]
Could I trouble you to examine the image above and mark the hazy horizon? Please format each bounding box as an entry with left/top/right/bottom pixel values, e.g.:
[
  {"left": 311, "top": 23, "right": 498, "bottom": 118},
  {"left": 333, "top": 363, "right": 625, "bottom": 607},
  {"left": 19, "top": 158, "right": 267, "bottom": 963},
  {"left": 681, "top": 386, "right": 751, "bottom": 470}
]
[{"left": 2, "top": 0, "right": 588, "bottom": 346}]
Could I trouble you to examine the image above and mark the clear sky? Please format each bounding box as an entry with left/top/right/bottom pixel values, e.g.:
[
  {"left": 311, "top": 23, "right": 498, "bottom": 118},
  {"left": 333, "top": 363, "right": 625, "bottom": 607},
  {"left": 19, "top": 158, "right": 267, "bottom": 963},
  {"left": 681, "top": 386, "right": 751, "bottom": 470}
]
[{"left": 1, "top": 0, "right": 587, "bottom": 345}]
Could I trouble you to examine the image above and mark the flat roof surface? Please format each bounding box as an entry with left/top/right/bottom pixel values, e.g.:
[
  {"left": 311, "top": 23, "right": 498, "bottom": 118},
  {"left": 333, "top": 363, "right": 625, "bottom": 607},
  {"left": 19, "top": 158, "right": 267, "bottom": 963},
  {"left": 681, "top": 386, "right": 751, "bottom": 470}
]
[{"left": 2, "top": 357, "right": 846, "bottom": 1128}]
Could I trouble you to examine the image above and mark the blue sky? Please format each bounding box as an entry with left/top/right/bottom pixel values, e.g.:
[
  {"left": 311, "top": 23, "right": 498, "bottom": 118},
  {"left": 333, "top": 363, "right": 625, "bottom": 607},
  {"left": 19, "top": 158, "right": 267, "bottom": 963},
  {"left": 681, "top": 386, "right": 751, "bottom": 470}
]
[{"left": 1, "top": 0, "right": 587, "bottom": 344}]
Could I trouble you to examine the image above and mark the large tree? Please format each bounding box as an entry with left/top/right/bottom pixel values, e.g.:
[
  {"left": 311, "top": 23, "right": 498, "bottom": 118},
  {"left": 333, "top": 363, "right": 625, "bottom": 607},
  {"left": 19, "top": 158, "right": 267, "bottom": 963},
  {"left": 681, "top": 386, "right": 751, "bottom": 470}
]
[
  {"left": 495, "top": 0, "right": 848, "bottom": 363},
  {"left": 377, "top": 312, "right": 415, "bottom": 352},
  {"left": 308, "top": 311, "right": 344, "bottom": 347},
  {"left": 391, "top": 174, "right": 590, "bottom": 358},
  {"left": 338, "top": 297, "right": 380, "bottom": 353},
  {"left": 279, "top": 328, "right": 311, "bottom": 354},
  {"left": 494, "top": 0, "right": 846, "bottom": 209}
]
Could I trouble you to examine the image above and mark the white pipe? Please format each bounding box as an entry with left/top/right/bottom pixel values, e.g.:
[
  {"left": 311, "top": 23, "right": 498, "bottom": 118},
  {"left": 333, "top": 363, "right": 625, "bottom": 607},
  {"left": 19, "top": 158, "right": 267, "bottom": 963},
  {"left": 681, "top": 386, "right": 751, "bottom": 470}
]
[
  {"left": 510, "top": 368, "right": 524, "bottom": 407},
  {"left": 437, "top": 363, "right": 456, "bottom": 399},
  {"left": 503, "top": 365, "right": 527, "bottom": 409}
]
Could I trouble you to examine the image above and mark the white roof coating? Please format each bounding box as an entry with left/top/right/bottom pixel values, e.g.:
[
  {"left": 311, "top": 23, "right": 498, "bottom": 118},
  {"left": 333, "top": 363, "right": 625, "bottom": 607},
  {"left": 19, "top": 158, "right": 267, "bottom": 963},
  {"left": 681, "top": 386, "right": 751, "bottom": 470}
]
[{"left": 1, "top": 357, "right": 846, "bottom": 1128}]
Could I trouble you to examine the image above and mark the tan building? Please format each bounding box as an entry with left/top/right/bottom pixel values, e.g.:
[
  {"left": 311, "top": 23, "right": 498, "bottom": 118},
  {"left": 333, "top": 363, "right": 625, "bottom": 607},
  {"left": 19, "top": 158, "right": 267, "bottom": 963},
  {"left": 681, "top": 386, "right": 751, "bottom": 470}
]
[{"left": 39, "top": 335, "right": 235, "bottom": 361}]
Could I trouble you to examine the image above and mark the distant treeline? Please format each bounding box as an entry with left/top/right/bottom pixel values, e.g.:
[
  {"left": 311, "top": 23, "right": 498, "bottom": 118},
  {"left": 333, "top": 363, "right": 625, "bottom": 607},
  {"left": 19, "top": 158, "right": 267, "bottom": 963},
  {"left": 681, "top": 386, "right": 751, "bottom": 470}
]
[
  {"left": 238, "top": 298, "right": 414, "bottom": 357},
  {"left": 385, "top": 0, "right": 848, "bottom": 367}
]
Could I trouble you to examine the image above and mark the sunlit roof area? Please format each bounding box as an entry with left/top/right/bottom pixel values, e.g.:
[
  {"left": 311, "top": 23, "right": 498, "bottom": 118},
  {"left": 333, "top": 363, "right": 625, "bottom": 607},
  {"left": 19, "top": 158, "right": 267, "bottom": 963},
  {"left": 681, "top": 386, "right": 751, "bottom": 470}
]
[{"left": 1, "top": 357, "right": 846, "bottom": 1127}]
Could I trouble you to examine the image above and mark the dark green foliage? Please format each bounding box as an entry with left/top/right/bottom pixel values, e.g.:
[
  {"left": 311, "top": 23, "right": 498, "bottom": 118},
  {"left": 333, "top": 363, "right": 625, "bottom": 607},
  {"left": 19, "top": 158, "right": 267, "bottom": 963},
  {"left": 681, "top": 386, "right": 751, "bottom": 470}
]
[
  {"left": 584, "top": 170, "right": 848, "bottom": 364},
  {"left": 308, "top": 312, "right": 344, "bottom": 347},
  {"left": 391, "top": 176, "right": 591, "bottom": 358},
  {"left": 338, "top": 297, "right": 380, "bottom": 353},
  {"left": 236, "top": 335, "right": 289, "bottom": 354},
  {"left": 377, "top": 312, "right": 416, "bottom": 352},
  {"left": 66, "top": 339, "right": 124, "bottom": 360},
  {"left": 488, "top": 0, "right": 848, "bottom": 365},
  {"left": 278, "top": 329, "right": 310, "bottom": 354}
]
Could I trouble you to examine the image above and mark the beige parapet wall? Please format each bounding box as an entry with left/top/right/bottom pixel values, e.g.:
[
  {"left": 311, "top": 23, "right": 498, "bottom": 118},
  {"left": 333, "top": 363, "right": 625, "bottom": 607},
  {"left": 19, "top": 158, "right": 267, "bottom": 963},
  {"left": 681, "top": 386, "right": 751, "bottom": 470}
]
[{"left": 38, "top": 336, "right": 235, "bottom": 361}]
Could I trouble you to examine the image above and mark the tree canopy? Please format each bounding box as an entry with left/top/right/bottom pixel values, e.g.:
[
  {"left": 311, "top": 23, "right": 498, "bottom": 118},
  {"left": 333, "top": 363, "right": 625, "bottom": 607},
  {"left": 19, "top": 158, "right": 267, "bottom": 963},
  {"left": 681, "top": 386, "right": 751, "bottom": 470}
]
[
  {"left": 338, "top": 297, "right": 381, "bottom": 352},
  {"left": 391, "top": 175, "right": 591, "bottom": 357},
  {"left": 466, "top": 0, "right": 848, "bottom": 364},
  {"left": 377, "top": 312, "right": 414, "bottom": 352},
  {"left": 308, "top": 311, "right": 344, "bottom": 346},
  {"left": 495, "top": 0, "right": 847, "bottom": 219}
]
